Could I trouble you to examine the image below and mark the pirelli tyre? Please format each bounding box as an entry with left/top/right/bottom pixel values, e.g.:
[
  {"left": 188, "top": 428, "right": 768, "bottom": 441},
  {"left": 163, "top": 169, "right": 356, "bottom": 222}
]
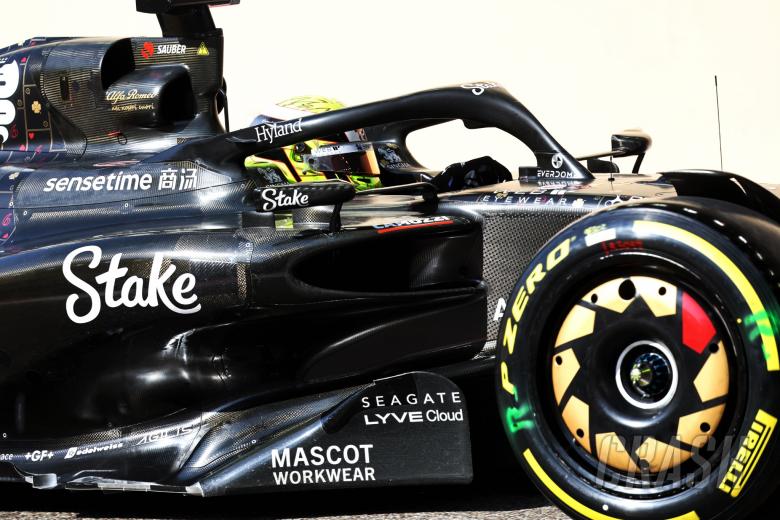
[{"left": 497, "top": 198, "right": 780, "bottom": 520}]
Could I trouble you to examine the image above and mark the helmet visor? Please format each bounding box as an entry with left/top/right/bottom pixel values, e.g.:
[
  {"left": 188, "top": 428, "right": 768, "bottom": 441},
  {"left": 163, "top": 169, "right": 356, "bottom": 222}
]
[{"left": 304, "top": 142, "right": 380, "bottom": 175}]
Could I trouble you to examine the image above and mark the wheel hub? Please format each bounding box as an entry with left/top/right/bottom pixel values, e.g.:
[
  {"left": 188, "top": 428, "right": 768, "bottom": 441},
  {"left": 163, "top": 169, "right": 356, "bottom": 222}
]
[
  {"left": 550, "top": 276, "right": 731, "bottom": 475},
  {"left": 617, "top": 341, "right": 677, "bottom": 409}
]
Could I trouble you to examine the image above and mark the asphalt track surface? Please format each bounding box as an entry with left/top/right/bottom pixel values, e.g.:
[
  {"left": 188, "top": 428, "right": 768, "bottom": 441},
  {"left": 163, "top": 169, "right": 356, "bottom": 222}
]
[
  {"left": 3, "top": 465, "right": 775, "bottom": 519},
  {"left": 0, "top": 469, "right": 570, "bottom": 520}
]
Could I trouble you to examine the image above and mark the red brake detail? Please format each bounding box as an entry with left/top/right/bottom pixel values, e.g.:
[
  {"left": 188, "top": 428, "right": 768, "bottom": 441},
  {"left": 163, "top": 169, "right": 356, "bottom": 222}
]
[{"left": 682, "top": 292, "right": 716, "bottom": 354}]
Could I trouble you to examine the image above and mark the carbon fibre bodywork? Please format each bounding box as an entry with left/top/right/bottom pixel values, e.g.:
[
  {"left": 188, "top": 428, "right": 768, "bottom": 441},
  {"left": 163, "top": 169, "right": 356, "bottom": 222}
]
[
  {"left": 0, "top": 0, "right": 777, "bottom": 497},
  {"left": 0, "top": 163, "right": 680, "bottom": 493}
]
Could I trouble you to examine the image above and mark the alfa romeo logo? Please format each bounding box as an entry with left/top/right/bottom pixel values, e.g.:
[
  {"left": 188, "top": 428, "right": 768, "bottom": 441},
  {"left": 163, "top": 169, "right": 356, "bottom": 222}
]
[{"left": 140, "top": 41, "right": 154, "bottom": 59}]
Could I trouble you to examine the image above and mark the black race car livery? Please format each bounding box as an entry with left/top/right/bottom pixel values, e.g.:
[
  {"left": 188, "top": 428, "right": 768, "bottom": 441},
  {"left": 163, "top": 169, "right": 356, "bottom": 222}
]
[{"left": 0, "top": 2, "right": 778, "bottom": 519}]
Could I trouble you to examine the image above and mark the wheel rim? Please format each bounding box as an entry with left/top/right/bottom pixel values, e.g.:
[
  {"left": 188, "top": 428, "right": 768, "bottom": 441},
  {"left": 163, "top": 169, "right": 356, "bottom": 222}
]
[{"left": 550, "top": 275, "right": 732, "bottom": 477}]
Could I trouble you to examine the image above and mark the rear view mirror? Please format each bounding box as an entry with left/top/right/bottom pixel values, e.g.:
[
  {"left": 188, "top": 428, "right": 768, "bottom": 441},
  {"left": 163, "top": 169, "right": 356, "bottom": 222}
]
[
  {"left": 578, "top": 129, "right": 652, "bottom": 174},
  {"left": 611, "top": 129, "right": 652, "bottom": 173}
]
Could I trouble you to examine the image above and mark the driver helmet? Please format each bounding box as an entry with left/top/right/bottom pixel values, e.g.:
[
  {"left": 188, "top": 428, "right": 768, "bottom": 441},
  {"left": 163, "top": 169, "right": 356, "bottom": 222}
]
[{"left": 245, "top": 96, "right": 382, "bottom": 190}]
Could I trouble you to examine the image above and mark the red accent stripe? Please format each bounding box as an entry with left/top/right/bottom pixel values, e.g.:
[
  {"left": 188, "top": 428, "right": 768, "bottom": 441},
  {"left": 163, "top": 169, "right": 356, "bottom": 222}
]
[
  {"left": 377, "top": 220, "right": 455, "bottom": 234},
  {"left": 682, "top": 292, "right": 716, "bottom": 354}
]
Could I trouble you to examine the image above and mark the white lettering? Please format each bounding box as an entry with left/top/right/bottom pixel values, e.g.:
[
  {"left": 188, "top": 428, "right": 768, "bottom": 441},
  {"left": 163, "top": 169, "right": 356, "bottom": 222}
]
[
  {"left": 0, "top": 61, "right": 20, "bottom": 143},
  {"left": 254, "top": 118, "right": 303, "bottom": 144},
  {"left": 272, "top": 448, "right": 290, "bottom": 469},
  {"left": 259, "top": 188, "right": 310, "bottom": 211},
  {"left": 271, "top": 444, "right": 373, "bottom": 470},
  {"left": 272, "top": 467, "right": 376, "bottom": 486},
  {"left": 42, "top": 172, "right": 158, "bottom": 193},
  {"left": 373, "top": 216, "right": 451, "bottom": 230},
  {"left": 62, "top": 245, "right": 201, "bottom": 324},
  {"left": 156, "top": 44, "right": 187, "bottom": 55},
  {"left": 64, "top": 443, "right": 123, "bottom": 459},
  {"left": 460, "top": 82, "right": 498, "bottom": 96},
  {"left": 25, "top": 450, "right": 54, "bottom": 462},
  {"left": 106, "top": 89, "right": 156, "bottom": 105}
]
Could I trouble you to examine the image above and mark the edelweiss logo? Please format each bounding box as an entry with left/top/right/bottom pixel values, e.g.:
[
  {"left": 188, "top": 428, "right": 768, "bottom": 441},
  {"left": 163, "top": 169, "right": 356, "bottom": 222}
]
[
  {"left": 64, "top": 443, "right": 123, "bottom": 460},
  {"left": 254, "top": 118, "right": 303, "bottom": 144}
]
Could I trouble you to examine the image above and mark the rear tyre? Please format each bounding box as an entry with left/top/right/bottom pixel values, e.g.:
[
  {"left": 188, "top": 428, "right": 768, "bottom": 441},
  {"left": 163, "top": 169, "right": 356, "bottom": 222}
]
[{"left": 497, "top": 201, "right": 780, "bottom": 519}]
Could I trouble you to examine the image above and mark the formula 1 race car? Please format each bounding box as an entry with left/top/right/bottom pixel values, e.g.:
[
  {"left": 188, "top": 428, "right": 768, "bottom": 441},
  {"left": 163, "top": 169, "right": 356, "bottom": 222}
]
[{"left": 0, "top": 1, "right": 779, "bottom": 519}]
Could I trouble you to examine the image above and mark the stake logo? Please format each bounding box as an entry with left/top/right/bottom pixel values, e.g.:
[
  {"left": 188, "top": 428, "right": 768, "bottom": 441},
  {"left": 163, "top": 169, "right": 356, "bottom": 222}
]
[
  {"left": 62, "top": 245, "right": 201, "bottom": 324},
  {"left": 258, "top": 188, "right": 310, "bottom": 211},
  {"left": 460, "top": 82, "right": 498, "bottom": 96},
  {"left": 0, "top": 60, "right": 20, "bottom": 144}
]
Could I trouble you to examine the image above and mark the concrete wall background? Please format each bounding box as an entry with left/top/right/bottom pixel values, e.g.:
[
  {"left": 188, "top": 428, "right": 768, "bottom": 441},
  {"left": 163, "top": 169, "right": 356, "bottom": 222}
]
[{"left": 5, "top": 0, "right": 779, "bottom": 181}]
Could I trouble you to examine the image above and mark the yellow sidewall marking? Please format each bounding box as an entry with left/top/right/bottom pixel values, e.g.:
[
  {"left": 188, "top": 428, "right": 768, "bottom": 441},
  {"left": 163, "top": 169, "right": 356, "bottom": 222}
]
[
  {"left": 500, "top": 361, "right": 516, "bottom": 397},
  {"left": 668, "top": 513, "right": 700, "bottom": 520},
  {"left": 524, "top": 449, "right": 700, "bottom": 520},
  {"left": 633, "top": 220, "right": 779, "bottom": 371},
  {"left": 523, "top": 449, "right": 618, "bottom": 520},
  {"left": 733, "top": 409, "right": 776, "bottom": 496},
  {"left": 720, "top": 408, "right": 777, "bottom": 497}
]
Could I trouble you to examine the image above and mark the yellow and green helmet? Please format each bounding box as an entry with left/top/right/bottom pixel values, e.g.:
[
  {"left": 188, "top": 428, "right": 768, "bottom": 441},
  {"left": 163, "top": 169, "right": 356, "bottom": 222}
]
[{"left": 245, "top": 96, "right": 382, "bottom": 190}]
